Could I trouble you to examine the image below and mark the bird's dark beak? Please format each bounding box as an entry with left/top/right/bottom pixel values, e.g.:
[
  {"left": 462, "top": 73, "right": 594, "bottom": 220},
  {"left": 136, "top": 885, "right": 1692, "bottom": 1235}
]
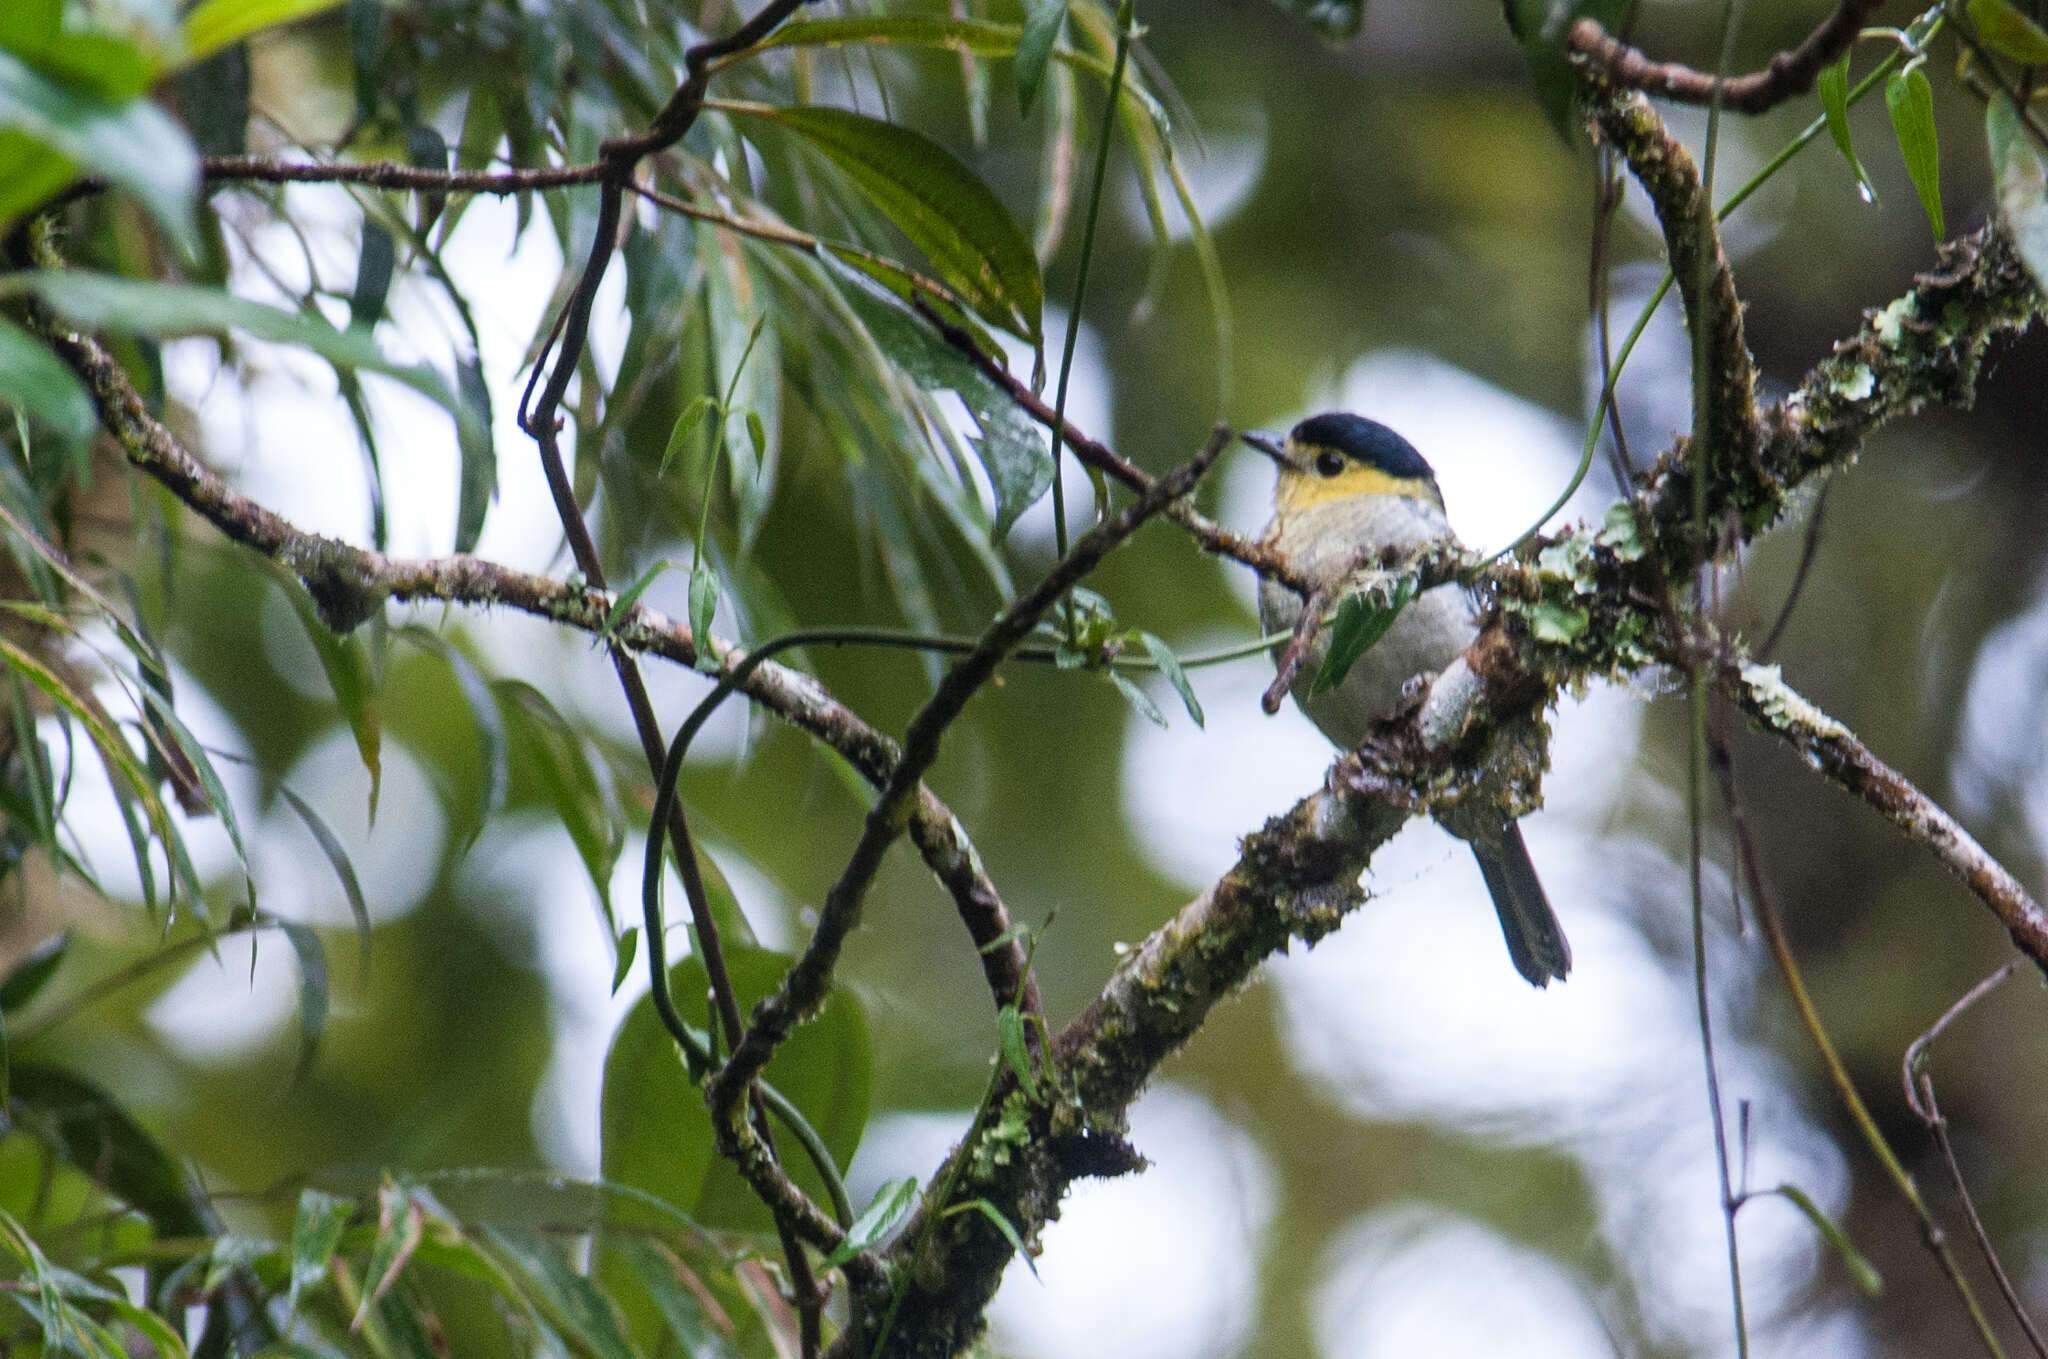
[{"left": 1241, "top": 430, "right": 1288, "bottom": 465}]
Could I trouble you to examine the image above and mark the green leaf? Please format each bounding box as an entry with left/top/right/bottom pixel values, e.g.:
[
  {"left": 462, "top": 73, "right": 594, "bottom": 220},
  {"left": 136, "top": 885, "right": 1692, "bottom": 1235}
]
[
  {"left": 0, "top": 0, "right": 61, "bottom": 59},
  {"left": 996, "top": 1004, "right": 1038, "bottom": 1098},
  {"left": 501, "top": 680, "right": 619, "bottom": 926},
  {"left": 659, "top": 394, "right": 718, "bottom": 477},
  {"left": 273, "top": 780, "right": 370, "bottom": 950},
  {"left": 11, "top": 1064, "right": 206, "bottom": 1236},
  {"left": 1885, "top": 66, "right": 1943, "bottom": 240},
  {"left": 743, "top": 407, "right": 767, "bottom": 462},
  {"left": 1135, "top": 631, "right": 1202, "bottom": 727},
  {"left": 353, "top": 1181, "right": 423, "bottom": 1332},
  {"left": 276, "top": 919, "right": 330, "bottom": 1080},
  {"left": 1108, "top": 668, "right": 1167, "bottom": 728},
  {"left": 288, "top": 1188, "right": 355, "bottom": 1320},
  {"left": 178, "top": 0, "right": 344, "bottom": 66},
  {"left": 757, "top": 15, "right": 1021, "bottom": 59},
  {"left": 825, "top": 1177, "right": 919, "bottom": 1266},
  {"left": 1968, "top": 0, "right": 2048, "bottom": 64},
  {"left": 0, "top": 319, "right": 92, "bottom": 439},
  {"left": 453, "top": 353, "right": 495, "bottom": 554},
  {"left": 1988, "top": 93, "right": 2048, "bottom": 293},
  {"left": 0, "top": 931, "right": 65, "bottom": 1012},
  {"left": 825, "top": 254, "right": 1051, "bottom": 540},
  {"left": 611, "top": 926, "right": 638, "bottom": 995},
  {"left": 613, "top": 1238, "right": 742, "bottom": 1358},
  {"left": 276, "top": 575, "right": 383, "bottom": 819},
  {"left": 348, "top": 223, "right": 396, "bottom": 332},
  {"left": 1767, "top": 1184, "right": 1882, "bottom": 1297},
  {"left": 397, "top": 625, "right": 506, "bottom": 843},
  {"left": 0, "top": 51, "right": 198, "bottom": 251},
  {"left": 1816, "top": 54, "right": 1874, "bottom": 201},
  {"left": 947, "top": 1198, "right": 1038, "bottom": 1279},
  {"left": 602, "top": 559, "right": 681, "bottom": 641},
  {"left": 1017, "top": 0, "right": 1065, "bottom": 114},
  {"left": 603, "top": 946, "right": 870, "bottom": 1234},
  {"left": 1, "top": 272, "right": 480, "bottom": 447},
  {"left": 1268, "top": 0, "right": 1365, "bottom": 41},
  {"left": 737, "top": 103, "right": 1043, "bottom": 342},
  {"left": 484, "top": 1229, "right": 639, "bottom": 1359},
  {"left": 688, "top": 564, "right": 718, "bottom": 673},
  {"left": 1311, "top": 577, "right": 1420, "bottom": 695}
]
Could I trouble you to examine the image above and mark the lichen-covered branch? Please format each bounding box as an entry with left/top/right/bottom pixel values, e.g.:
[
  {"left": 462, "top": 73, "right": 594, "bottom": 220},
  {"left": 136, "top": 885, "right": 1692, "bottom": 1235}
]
[{"left": 1724, "top": 657, "right": 2048, "bottom": 972}]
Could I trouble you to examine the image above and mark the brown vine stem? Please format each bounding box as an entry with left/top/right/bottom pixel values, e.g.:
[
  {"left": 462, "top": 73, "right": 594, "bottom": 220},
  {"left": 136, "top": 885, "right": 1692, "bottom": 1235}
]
[
  {"left": 1709, "top": 719, "right": 2005, "bottom": 1357},
  {"left": 1567, "top": 0, "right": 1884, "bottom": 115}
]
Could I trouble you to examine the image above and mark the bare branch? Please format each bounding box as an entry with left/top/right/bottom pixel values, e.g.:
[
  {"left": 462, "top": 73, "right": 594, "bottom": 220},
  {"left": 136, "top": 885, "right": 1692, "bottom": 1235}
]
[{"left": 1567, "top": 1, "right": 1884, "bottom": 115}]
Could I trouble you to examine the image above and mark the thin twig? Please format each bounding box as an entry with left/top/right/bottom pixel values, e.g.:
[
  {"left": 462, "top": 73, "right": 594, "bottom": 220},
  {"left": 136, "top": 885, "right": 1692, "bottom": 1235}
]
[{"left": 1759, "top": 479, "right": 1831, "bottom": 660}]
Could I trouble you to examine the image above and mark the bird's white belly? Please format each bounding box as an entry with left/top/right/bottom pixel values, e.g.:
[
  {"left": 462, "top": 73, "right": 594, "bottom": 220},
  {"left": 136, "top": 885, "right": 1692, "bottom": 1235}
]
[{"left": 1260, "top": 578, "right": 1477, "bottom": 750}]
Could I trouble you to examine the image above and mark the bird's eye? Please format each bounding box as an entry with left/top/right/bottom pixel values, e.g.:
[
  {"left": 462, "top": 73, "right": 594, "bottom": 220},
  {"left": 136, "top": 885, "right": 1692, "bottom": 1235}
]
[{"left": 1314, "top": 451, "right": 1346, "bottom": 477}]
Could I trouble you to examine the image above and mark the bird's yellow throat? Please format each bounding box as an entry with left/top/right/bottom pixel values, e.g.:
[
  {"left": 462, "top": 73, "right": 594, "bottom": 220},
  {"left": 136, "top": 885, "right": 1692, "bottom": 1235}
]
[{"left": 1273, "top": 461, "right": 1440, "bottom": 518}]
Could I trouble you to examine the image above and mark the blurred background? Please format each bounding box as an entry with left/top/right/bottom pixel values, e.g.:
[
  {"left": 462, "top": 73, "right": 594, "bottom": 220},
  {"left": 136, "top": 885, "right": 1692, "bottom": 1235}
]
[{"left": 17, "top": 0, "right": 2048, "bottom": 1355}]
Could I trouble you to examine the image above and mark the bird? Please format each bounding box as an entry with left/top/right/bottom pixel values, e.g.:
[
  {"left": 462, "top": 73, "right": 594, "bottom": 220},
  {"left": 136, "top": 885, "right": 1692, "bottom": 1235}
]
[{"left": 1244, "top": 412, "right": 1571, "bottom": 987}]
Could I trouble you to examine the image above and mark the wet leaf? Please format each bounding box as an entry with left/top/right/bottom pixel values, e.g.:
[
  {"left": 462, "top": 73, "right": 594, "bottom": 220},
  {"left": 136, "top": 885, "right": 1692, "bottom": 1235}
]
[{"left": 1817, "top": 54, "right": 1874, "bottom": 201}]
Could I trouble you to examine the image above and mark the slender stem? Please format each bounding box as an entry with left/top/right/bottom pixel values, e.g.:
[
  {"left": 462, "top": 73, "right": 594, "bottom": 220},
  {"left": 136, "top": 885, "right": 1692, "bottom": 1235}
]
[{"left": 1046, "top": 0, "right": 1134, "bottom": 641}]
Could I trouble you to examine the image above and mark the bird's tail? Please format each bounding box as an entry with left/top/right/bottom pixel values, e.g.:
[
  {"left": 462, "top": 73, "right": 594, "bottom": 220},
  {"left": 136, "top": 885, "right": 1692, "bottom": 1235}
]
[{"left": 1469, "top": 822, "right": 1572, "bottom": 988}]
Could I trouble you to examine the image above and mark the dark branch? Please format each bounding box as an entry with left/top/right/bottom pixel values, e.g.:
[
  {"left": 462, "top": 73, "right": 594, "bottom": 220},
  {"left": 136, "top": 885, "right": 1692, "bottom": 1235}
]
[{"left": 1568, "top": 1, "right": 1885, "bottom": 115}]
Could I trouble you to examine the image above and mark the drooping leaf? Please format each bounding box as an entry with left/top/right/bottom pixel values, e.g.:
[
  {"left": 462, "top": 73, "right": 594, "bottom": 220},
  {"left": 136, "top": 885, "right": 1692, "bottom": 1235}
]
[
  {"left": 276, "top": 919, "right": 330, "bottom": 1080},
  {"left": 1768, "top": 1184, "right": 1883, "bottom": 1297},
  {"left": 1885, "top": 66, "right": 1943, "bottom": 240},
  {"left": 348, "top": 223, "right": 396, "bottom": 332},
  {"left": 1817, "top": 54, "right": 1875, "bottom": 201},
  {"left": 352, "top": 1181, "right": 424, "bottom": 1332},
  {"left": 659, "top": 395, "right": 718, "bottom": 477},
  {"left": 688, "top": 565, "right": 718, "bottom": 673},
  {"left": 825, "top": 1177, "right": 919, "bottom": 1266},
  {"left": 178, "top": 0, "right": 345, "bottom": 66},
  {"left": 288, "top": 1188, "right": 356, "bottom": 1321},
  {"left": 826, "top": 255, "right": 1050, "bottom": 540},
  {"left": 755, "top": 15, "right": 1021, "bottom": 60},
  {"left": 483, "top": 1229, "right": 639, "bottom": 1359},
  {"left": 0, "top": 52, "right": 198, "bottom": 250},
  {"left": 500, "top": 680, "right": 619, "bottom": 924},
  {"left": 603, "top": 559, "right": 683, "bottom": 641},
  {"left": 11, "top": 1064, "right": 206, "bottom": 1236},
  {"left": 276, "top": 574, "right": 383, "bottom": 819},
  {"left": 1968, "top": 0, "right": 2048, "bottom": 64},
  {"left": 736, "top": 103, "right": 1043, "bottom": 342},
  {"left": 1311, "top": 577, "right": 1420, "bottom": 695},
  {"left": 1109, "top": 668, "right": 1167, "bottom": 727},
  {"left": 996, "top": 1004, "right": 1038, "bottom": 1098},
  {"left": 453, "top": 352, "right": 495, "bottom": 553},
  {"left": 613, "top": 1238, "right": 742, "bottom": 1359},
  {"left": 2, "top": 272, "right": 480, "bottom": 447},
  {"left": 1135, "top": 631, "right": 1202, "bottom": 727},
  {"left": 1017, "top": 0, "right": 1065, "bottom": 114},
  {"left": 0, "top": 320, "right": 93, "bottom": 439},
  {"left": 0, "top": 931, "right": 66, "bottom": 1012},
  {"left": 1988, "top": 93, "right": 2048, "bottom": 292}
]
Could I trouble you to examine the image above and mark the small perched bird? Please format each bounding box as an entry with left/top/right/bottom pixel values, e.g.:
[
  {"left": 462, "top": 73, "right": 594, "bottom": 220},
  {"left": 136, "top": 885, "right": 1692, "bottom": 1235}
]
[{"left": 1245, "top": 413, "right": 1571, "bottom": 987}]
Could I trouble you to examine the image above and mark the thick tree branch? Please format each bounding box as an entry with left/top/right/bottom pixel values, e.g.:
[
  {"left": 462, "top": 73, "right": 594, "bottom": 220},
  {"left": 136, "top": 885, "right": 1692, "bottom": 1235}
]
[{"left": 1568, "top": 1, "right": 1885, "bottom": 115}]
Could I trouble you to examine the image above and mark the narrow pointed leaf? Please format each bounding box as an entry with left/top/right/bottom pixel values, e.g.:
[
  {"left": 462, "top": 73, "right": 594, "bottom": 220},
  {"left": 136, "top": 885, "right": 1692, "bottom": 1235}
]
[
  {"left": 1135, "top": 631, "right": 1202, "bottom": 726},
  {"left": 1968, "top": 0, "right": 2048, "bottom": 63},
  {"left": 0, "top": 931, "right": 66, "bottom": 1012},
  {"left": 736, "top": 103, "right": 1043, "bottom": 342},
  {"left": 1108, "top": 668, "right": 1167, "bottom": 728},
  {"left": 1017, "top": 0, "right": 1065, "bottom": 114},
  {"left": 1769, "top": 1184, "right": 1883, "bottom": 1297},
  {"left": 996, "top": 1004, "right": 1038, "bottom": 1098},
  {"left": 1885, "top": 66, "right": 1943, "bottom": 240},
  {"left": 1312, "top": 578, "right": 1419, "bottom": 695},
  {"left": 288, "top": 1188, "right": 355, "bottom": 1319},
  {"left": 688, "top": 565, "right": 718, "bottom": 673},
  {"left": 825, "top": 1177, "right": 918, "bottom": 1266},
  {"left": 1817, "top": 54, "right": 1874, "bottom": 200},
  {"left": 0, "top": 320, "right": 94, "bottom": 439},
  {"left": 178, "top": 0, "right": 345, "bottom": 66}
]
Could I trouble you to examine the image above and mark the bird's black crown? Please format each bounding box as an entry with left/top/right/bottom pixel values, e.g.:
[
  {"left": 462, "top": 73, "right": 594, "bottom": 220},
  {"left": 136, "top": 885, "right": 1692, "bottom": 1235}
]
[{"left": 1290, "top": 413, "right": 1436, "bottom": 482}]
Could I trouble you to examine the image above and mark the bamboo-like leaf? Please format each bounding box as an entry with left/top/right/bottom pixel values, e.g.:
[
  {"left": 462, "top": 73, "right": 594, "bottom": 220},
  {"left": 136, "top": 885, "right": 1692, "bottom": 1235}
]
[
  {"left": 1767, "top": 1184, "right": 1883, "bottom": 1297},
  {"left": 348, "top": 223, "right": 396, "bottom": 332},
  {"left": 500, "top": 680, "right": 619, "bottom": 924},
  {"left": 825, "top": 1177, "right": 919, "bottom": 1266},
  {"left": 1135, "top": 631, "right": 1202, "bottom": 727},
  {"left": 613, "top": 1238, "right": 741, "bottom": 1358},
  {"left": 688, "top": 564, "right": 718, "bottom": 673},
  {"left": 1885, "top": 66, "right": 1943, "bottom": 240},
  {"left": 735, "top": 103, "right": 1043, "bottom": 342},
  {"left": 1108, "top": 669, "right": 1167, "bottom": 728},
  {"left": 603, "top": 559, "right": 684, "bottom": 641},
  {"left": 1017, "top": 0, "right": 1065, "bottom": 114},
  {"left": 288, "top": 1188, "right": 355, "bottom": 1321},
  {"left": 0, "top": 52, "right": 199, "bottom": 251},
  {"left": 1967, "top": 0, "right": 2048, "bottom": 64},
  {"left": 276, "top": 575, "right": 383, "bottom": 820},
  {"left": 0, "top": 931, "right": 66, "bottom": 1012},
  {"left": 396, "top": 625, "right": 506, "bottom": 843},
  {"left": 1312, "top": 578, "right": 1420, "bottom": 695},
  {"left": 483, "top": 1229, "right": 640, "bottom": 1359},
  {"left": 273, "top": 780, "right": 370, "bottom": 953},
  {"left": 1, "top": 272, "right": 481, "bottom": 446},
  {"left": 353, "top": 1181, "right": 424, "bottom": 1333},
  {"left": 996, "top": 1004, "right": 1038, "bottom": 1098},
  {"left": 178, "top": 0, "right": 344, "bottom": 66},
  {"left": 1817, "top": 54, "right": 1875, "bottom": 201},
  {"left": 946, "top": 1197, "right": 1038, "bottom": 1279},
  {"left": 0, "top": 319, "right": 94, "bottom": 439}
]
